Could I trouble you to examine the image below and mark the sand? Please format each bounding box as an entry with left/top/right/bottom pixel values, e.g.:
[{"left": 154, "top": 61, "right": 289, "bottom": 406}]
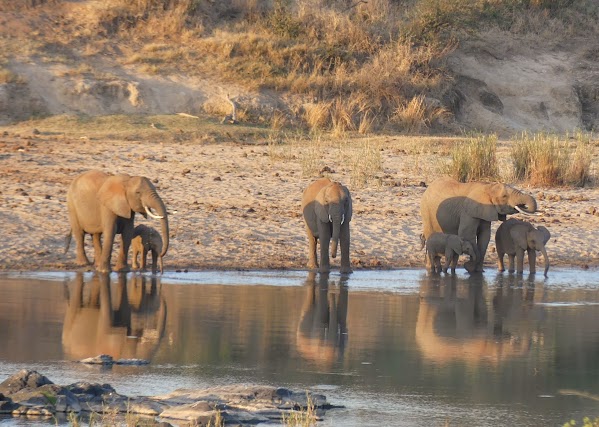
[{"left": 1, "top": 131, "right": 598, "bottom": 273}]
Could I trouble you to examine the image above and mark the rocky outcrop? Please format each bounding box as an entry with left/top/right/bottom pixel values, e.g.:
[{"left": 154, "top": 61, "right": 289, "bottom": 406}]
[{"left": 0, "top": 369, "right": 337, "bottom": 425}]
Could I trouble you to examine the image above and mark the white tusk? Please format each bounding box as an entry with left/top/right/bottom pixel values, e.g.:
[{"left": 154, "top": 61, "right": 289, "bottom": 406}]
[
  {"left": 328, "top": 215, "right": 332, "bottom": 223},
  {"left": 144, "top": 205, "right": 164, "bottom": 219},
  {"left": 341, "top": 214, "right": 345, "bottom": 225},
  {"left": 515, "top": 205, "right": 541, "bottom": 216}
]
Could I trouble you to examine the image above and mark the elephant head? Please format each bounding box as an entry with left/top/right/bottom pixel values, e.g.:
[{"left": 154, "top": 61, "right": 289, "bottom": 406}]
[
  {"left": 464, "top": 182, "right": 537, "bottom": 222},
  {"left": 99, "top": 175, "right": 169, "bottom": 259},
  {"left": 512, "top": 225, "right": 551, "bottom": 276},
  {"left": 315, "top": 182, "right": 352, "bottom": 259}
]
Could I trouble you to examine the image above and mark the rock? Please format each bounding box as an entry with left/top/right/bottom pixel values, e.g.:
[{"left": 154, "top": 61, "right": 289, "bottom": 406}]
[
  {"left": 79, "top": 354, "right": 114, "bottom": 365},
  {"left": 115, "top": 358, "right": 150, "bottom": 366},
  {"left": 0, "top": 369, "right": 53, "bottom": 395},
  {"left": 0, "top": 371, "right": 336, "bottom": 425}
]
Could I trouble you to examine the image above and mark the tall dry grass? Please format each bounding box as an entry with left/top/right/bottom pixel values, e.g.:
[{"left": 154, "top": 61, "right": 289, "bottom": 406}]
[
  {"left": 511, "top": 131, "right": 593, "bottom": 187},
  {"left": 445, "top": 134, "right": 498, "bottom": 182}
]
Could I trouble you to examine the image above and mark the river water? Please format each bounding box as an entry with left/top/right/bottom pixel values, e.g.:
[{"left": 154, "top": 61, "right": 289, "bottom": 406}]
[{"left": 0, "top": 269, "right": 598, "bottom": 426}]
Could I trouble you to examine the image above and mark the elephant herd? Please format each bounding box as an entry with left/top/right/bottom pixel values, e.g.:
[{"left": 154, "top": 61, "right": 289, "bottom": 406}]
[{"left": 65, "top": 170, "right": 549, "bottom": 276}]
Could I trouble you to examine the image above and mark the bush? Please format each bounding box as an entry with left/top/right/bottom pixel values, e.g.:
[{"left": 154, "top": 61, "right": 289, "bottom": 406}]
[
  {"left": 445, "top": 134, "right": 498, "bottom": 182},
  {"left": 510, "top": 131, "right": 592, "bottom": 187}
]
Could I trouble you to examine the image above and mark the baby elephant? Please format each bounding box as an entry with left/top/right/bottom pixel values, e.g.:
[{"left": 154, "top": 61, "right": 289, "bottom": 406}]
[
  {"left": 495, "top": 218, "right": 550, "bottom": 276},
  {"left": 131, "top": 224, "right": 164, "bottom": 274},
  {"left": 425, "top": 232, "right": 476, "bottom": 274}
]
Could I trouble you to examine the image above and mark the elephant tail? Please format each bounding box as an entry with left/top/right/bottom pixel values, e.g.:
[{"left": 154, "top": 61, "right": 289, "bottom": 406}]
[
  {"left": 419, "top": 234, "right": 426, "bottom": 251},
  {"left": 64, "top": 229, "right": 72, "bottom": 255}
]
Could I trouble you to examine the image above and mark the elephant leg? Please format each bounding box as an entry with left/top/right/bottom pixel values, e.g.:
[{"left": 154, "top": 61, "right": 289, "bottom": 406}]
[
  {"left": 475, "top": 222, "right": 491, "bottom": 272},
  {"left": 428, "top": 254, "right": 436, "bottom": 273},
  {"left": 434, "top": 256, "right": 442, "bottom": 273},
  {"left": 515, "top": 248, "right": 525, "bottom": 274},
  {"left": 528, "top": 249, "right": 537, "bottom": 274},
  {"left": 131, "top": 245, "right": 139, "bottom": 270},
  {"left": 497, "top": 252, "right": 505, "bottom": 272},
  {"left": 508, "top": 254, "right": 515, "bottom": 273},
  {"left": 115, "top": 224, "right": 133, "bottom": 272},
  {"left": 73, "top": 230, "right": 90, "bottom": 266},
  {"left": 98, "top": 221, "right": 117, "bottom": 273},
  {"left": 450, "top": 253, "right": 459, "bottom": 274},
  {"left": 141, "top": 248, "right": 148, "bottom": 271},
  {"left": 151, "top": 249, "right": 159, "bottom": 274},
  {"left": 339, "top": 223, "right": 352, "bottom": 274},
  {"left": 68, "top": 210, "right": 91, "bottom": 266},
  {"left": 92, "top": 233, "right": 103, "bottom": 269},
  {"left": 306, "top": 225, "right": 318, "bottom": 269},
  {"left": 318, "top": 223, "right": 332, "bottom": 273}
]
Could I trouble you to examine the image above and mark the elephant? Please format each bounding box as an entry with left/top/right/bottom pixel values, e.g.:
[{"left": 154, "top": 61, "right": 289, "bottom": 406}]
[
  {"left": 131, "top": 224, "right": 164, "bottom": 274},
  {"left": 62, "top": 272, "right": 166, "bottom": 361},
  {"left": 425, "top": 232, "right": 476, "bottom": 274},
  {"left": 420, "top": 177, "right": 537, "bottom": 273},
  {"left": 495, "top": 218, "right": 550, "bottom": 276},
  {"left": 66, "top": 170, "right": 169, "bottom": 273},
  {"left": 301, "top": 178, "right": 352, "bottom": 273}
]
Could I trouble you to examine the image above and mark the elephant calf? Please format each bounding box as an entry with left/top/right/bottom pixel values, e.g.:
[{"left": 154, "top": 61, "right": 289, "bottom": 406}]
[
  {"left": 131, "top": 224, "right": 164, "bottom": 274},
  {"left": 425, "top": 232, "right": 476, "bottom": 274},
  {"left": 495, "top": 219, "right": 550, "bottom": 276}
]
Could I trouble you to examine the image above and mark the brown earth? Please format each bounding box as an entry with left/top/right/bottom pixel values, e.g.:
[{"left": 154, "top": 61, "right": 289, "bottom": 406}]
[{"left": 1, "top": 127, "right": 598, "bottom": 273}]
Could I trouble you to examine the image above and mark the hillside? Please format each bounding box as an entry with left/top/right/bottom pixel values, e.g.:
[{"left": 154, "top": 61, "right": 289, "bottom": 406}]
[{"left": 1, "top": 0, "right": 599, "bottom": 135}]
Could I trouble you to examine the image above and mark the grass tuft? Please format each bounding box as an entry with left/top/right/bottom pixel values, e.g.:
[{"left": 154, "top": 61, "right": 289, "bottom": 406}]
[
  {"left": 510, "top": 131, "right": 593, "bottom": 187},
  {"left": 282, "top": 393, "right": 318, "bottom": 427},
  {"left": 445, "top": 133, "right": 498, "bottom": 182}
]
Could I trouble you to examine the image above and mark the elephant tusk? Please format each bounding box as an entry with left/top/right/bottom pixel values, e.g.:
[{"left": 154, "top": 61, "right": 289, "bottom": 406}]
[
  {"left": 515, "top": 205, "right": 540, "bottom": 216},
  {"left": 341, "top": 214, "right": 345, "bottom": 225},
  {"left": 328, "top": 214, "right": 332, "bottom": 223},
  {"left": 144, "top": 205, "right": 164, "bottom": 220}
]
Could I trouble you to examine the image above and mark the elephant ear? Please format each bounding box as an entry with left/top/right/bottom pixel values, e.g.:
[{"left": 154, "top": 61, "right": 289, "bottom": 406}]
[
  {"left": 343, "top": 185, "right": 353, "bottom": 222},
  {"left": 448, "top": 236, "right": 463, "bottom": 254},
  {"left": 463, "top": 183, "right": 500, "bottom": 222},
  {"left": 99, "top": 176, "right": 132, "bottom": 219},
  {"left": 537, "top": 226, "right": 551, "bottom": 245},
  {"left": 314, "top": 185, "right": 330, "bottom": 223},
  {"left": 510, "top": 226, "right": 528, "bottom": 250}
]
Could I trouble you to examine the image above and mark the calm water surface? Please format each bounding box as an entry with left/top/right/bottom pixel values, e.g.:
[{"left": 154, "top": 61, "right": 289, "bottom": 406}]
[{"left": 1, "top": 269, "right": 599, "bottom": 426}]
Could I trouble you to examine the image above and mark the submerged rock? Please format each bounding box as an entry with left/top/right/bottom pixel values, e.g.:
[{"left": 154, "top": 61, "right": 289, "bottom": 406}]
[
  {"left": 79, "top": 354, "right": 150, "bottom": 366},
  {"left": 0, "top": 370, "right": 338, "bottom": 425}
]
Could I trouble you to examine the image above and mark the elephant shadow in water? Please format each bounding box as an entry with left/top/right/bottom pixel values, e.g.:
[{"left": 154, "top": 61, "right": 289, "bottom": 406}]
[
  {"left": 415, "top": 274, "right": 532, "bottom": 366},
  {"left": 62, "top": 272, "right": 167, "bottom": 362},
  {"left": 296, "top": 272, "right": 348, "bottom": 368}
]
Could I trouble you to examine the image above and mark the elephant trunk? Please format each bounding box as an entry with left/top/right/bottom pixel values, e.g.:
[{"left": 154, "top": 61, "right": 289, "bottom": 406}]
[
  {"left": 330, "top": 212, "right": 342, "bottom": 259},
  {"left": 512, "top": 191, "right": 537, "bottom": 214},
  {"left": 145, "top": 193, "right": 169, "bottom": 258},
  {"left": 541, "top": 246, "right": 549, "bottom": 276}
]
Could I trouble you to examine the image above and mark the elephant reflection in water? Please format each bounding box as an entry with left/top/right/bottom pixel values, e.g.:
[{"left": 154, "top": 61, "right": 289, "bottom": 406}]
[
  {"left": 62, "top": 272, "right": 167, "bottom": 361},
  {"left": 415, "top": 274, "right": 532, "bottom": 365},
  {"left": 296, "top": 272, "right": 348, "bottom": 367}
]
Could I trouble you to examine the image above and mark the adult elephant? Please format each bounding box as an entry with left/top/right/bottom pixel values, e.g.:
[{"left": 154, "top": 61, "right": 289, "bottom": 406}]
[
  {"left": 302, "top": 178, "right": 352, "bottom": 273},
  {"left": 420, "top": 177, "right": 537, "bottom": 272},
  {"left": 66, "top": 170, "right": 169, "bottom": 272}
]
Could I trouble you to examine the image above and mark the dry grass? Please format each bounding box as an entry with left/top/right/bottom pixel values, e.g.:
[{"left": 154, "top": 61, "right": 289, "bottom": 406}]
[
  {"left": 444, "top": 134, "right": 498, "bottom": 182},
  {"left": 2, "top": 0, "right": 599, "bottom": 133},
  {"left": 282, "top": 393, "right": 318, "bottom": 427},
  {"left": 511, "top": 131, "right": 593, "bottom": 187},
  {"left": 343, "top": 139, "right": 383, "bottom": 188}
]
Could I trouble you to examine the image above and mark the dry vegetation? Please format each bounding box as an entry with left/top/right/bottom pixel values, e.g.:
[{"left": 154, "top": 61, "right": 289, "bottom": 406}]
[{"left": 2, "top": 0, "right": 599, "bottom": 132}]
